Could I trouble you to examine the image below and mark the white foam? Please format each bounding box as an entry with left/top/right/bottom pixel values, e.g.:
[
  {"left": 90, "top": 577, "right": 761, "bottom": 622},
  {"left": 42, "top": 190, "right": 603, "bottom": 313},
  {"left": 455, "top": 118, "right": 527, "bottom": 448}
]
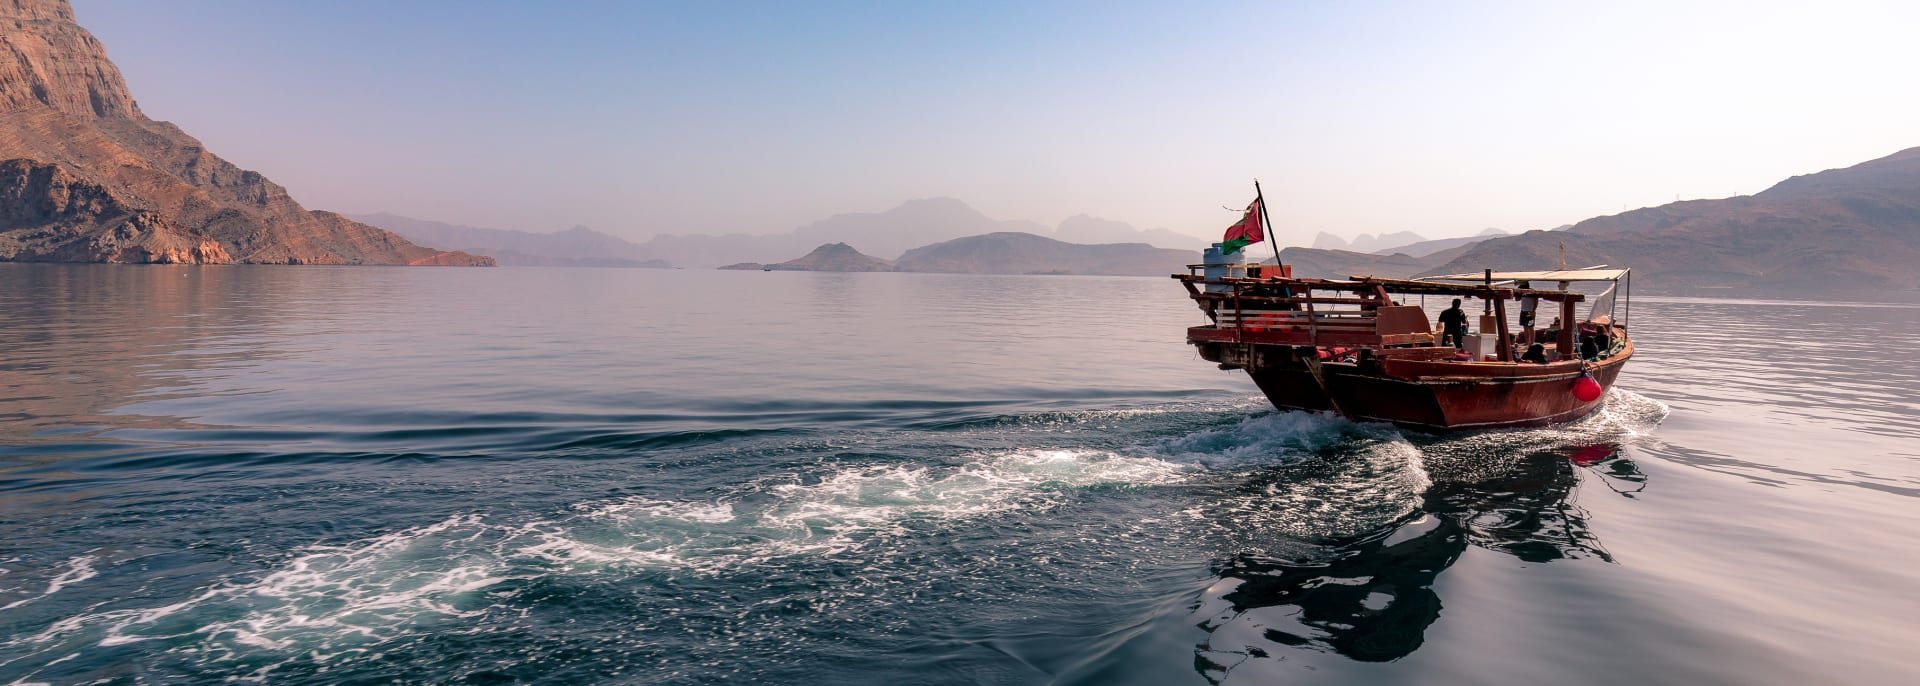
[
  {"left": 15, "top": 516, "right": 516, "bottom": 672},
  {"left": 1156, "top": 410, "right": 1378, "bottom": 467},
  {"left": 0, "top": 555, "right": 97, "bottom": 612},
  {"left": 513, "top": 449, "right": 1192, "bottom": 574}
]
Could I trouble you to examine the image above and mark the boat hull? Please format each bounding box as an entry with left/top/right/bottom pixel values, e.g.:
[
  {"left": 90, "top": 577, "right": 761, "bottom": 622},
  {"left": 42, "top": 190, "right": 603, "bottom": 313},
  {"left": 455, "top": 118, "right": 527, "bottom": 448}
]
[{"left": 1212, "top": 343, "right": 1632, "bottom": 432}]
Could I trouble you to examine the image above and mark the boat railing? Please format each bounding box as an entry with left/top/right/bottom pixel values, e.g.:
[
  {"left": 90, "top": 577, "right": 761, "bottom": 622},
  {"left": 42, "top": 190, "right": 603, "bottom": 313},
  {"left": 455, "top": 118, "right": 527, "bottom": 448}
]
[
  {"left": 1174, "top": 272, "right": 1436, "bottom": 349},
  {"left": 1173, "top": 268, "right": 1591, "bottom": 357}
]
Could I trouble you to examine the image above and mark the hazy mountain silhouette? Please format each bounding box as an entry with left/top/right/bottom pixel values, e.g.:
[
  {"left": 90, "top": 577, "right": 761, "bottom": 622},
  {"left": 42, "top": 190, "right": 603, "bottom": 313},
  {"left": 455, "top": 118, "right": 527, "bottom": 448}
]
[
  {"left": 1312, "top": 230, "right": 1428, "bottom": 253},
  {"left": 1268, "top": 247, "right": 1448, "bottom": 280},
  {"left": 628, "top": 197, "right": 1037, "bottom": 267},
  {"left": 350, "top": 213, "right": 666, "bottom": 267},
  {"left": 791, "top": 197, "right": 1048, "bottom": 258},
  {"left": 1424, "top": 148, "right": 1920, "bottom": 292},
  {"left": 1371, "top": 228, "right": 1510, "bottom": 258},
  {"left": 1053, "top": 214, "right": 1210, "bottom": 250},
  {"left": 629, "top": 198, "right": 1202, "bottom": 268},
  {"left": 894, "top": 232, "right": 1192, "bottom": 276}
]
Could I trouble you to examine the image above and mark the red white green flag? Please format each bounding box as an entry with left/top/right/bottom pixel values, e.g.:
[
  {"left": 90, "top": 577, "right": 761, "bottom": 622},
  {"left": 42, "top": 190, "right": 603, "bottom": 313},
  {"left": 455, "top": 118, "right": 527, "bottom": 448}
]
[{"left": 1221, "top": 197, "right": 1264, "bottom": 255}]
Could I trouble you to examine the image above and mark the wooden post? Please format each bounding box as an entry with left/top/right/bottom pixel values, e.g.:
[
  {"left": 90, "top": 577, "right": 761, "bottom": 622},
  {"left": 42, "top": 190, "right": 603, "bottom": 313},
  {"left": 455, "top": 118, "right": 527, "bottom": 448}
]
[
  {"left": 1558, "top": 298, "right": 1576, "bottom": 358},
  {"left": 1303, "top": 290, "right": 1320, "bottom": 347},
  {"left": 1233, "top": 281, "right": 1244, "bottom": 343},
  {"left": 1493, "top": 294, "right": 1512, "bottom": 362},
  {"left": 1483, "top": 269, "right": 1494, "bottom": 314}
]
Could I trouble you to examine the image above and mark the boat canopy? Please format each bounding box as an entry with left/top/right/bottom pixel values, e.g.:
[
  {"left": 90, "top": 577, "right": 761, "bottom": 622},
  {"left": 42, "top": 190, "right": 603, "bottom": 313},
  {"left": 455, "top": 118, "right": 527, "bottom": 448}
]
[{"left": 1418, "top": 268, "right": 1629, "bottom": 283}]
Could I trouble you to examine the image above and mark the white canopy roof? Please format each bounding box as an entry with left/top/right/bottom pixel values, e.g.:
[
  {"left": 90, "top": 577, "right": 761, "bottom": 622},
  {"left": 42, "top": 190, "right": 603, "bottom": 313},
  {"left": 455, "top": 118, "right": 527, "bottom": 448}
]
[{"left": 1419, "top": 268, "right": 1629, "bottom": 283}]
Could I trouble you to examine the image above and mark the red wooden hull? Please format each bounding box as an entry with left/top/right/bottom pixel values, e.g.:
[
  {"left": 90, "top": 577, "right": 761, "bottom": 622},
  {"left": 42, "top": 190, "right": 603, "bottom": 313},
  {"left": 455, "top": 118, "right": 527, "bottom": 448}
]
[{"left": 1210, "top": 341, "right": 1632, "bottom": 432}]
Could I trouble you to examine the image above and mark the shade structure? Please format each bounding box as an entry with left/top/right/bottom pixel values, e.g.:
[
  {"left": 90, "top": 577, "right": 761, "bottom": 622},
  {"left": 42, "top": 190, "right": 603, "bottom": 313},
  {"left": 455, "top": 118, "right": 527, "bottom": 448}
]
[{"left": 1418, "top": 269, "right": 1629, "bottom": 283}]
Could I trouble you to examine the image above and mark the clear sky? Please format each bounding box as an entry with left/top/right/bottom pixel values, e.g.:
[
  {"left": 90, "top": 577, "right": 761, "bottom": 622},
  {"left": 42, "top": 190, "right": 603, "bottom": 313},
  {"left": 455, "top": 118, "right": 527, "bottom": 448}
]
[{"left": 73, "top": 0, "right": 1920, "bottom": 243}]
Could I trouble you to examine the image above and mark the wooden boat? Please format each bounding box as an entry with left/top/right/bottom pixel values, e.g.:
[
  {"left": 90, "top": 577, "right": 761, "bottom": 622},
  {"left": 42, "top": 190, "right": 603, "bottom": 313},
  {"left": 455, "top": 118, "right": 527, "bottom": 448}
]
[{"left": 1174, "top": 262, "right": 1634, "bottom": 432}]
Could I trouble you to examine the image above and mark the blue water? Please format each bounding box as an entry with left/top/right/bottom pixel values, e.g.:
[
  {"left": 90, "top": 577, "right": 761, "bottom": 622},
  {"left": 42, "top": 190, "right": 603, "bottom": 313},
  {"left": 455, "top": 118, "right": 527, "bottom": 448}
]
[{"left": 1, "top": 265, "right": 1916, "bottom": 684}]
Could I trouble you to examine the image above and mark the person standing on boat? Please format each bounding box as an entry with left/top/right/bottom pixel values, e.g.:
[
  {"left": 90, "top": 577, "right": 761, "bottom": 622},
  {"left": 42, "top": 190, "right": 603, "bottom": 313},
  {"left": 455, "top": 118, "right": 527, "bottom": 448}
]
[
  {"left": 1517, "top": 281, "right": 1539, "bottom": 345},
  {"left": 1438, "top": 299, "right": 1468, "bottom": 350}
]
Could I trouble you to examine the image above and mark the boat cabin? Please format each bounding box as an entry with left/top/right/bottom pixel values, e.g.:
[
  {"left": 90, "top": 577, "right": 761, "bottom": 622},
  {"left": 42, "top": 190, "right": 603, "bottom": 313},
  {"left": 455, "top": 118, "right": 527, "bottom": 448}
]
[{"left": 1175, "top": 266, "right": 1631, "bottom": 366}]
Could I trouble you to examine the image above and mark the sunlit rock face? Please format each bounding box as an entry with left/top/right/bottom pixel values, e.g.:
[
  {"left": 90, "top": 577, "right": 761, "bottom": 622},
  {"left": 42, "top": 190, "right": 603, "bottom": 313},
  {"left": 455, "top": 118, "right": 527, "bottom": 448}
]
[{"left": 0, "top": 0, "right": 493, "bottom": 266}]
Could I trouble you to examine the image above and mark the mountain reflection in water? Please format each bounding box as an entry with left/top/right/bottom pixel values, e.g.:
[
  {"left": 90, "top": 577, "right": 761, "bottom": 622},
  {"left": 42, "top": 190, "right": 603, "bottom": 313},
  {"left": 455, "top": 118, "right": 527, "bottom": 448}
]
[{"left": 1194, "top": 444, "right": 1646, "bottom": 680}]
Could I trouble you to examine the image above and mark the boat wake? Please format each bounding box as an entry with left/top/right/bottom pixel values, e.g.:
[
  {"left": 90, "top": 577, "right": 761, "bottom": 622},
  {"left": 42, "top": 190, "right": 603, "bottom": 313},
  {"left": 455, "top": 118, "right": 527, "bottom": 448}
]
[
  {"left": 0, "top": 391, "right": 1666, "bottom": 683},
  {"left": 0, "top": 444, "right": 1200, "bottom": 680}
]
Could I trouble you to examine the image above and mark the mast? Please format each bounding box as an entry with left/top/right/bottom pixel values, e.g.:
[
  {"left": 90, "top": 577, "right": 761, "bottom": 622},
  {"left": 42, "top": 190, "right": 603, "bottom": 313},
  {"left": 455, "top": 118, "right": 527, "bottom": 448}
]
[{"left": 1254, "top": 179, "right": 1279, "bottom": 269}]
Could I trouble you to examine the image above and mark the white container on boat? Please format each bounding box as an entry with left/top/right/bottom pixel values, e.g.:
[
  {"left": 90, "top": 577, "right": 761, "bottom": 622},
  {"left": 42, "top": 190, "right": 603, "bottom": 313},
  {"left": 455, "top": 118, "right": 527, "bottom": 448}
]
[
  {"left": 1466, "top": 333, "right": 1500, "bottom": 360},
  {"left": 1203, "top": 244, "right": 1248, "bottom": 293}
]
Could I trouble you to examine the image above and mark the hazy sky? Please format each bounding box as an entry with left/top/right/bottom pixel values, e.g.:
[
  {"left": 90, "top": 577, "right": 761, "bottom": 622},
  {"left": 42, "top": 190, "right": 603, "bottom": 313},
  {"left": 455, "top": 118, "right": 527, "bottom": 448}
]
[{"left": 74, "top": 0, "right": 1920, "bottom": 243}]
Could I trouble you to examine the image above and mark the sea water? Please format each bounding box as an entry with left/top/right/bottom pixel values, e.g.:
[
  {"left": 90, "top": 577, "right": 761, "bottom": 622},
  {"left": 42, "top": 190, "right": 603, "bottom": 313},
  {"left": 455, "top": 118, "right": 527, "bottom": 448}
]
[{"left": 1, "top": 265, "right": 1915, "bottom": 684}]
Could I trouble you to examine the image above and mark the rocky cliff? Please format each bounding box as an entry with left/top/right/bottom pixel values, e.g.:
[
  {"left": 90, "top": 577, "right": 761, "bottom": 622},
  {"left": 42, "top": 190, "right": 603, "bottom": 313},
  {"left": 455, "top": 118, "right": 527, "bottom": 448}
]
[{"left": 0, "top": 0, "right": 490, "bottom": 265}]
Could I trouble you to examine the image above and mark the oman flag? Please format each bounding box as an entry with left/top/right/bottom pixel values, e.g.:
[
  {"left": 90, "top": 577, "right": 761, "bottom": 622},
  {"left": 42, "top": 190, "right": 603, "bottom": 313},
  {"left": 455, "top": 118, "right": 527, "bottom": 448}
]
[{"left": 1221, "top": 197, "right": 1264, "bottom": 255}]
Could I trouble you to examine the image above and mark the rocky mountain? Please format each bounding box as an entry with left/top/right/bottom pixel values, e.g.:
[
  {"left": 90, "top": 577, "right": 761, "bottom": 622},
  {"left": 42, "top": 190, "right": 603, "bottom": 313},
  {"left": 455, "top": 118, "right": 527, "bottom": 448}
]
[
  {"left": 349, "top": 213, "right": 667, "bottom": 267},
  {"left": 0, "top": 0, "right": 489, "bottom": 265},
  {"left": 719, "top": 242, "right": 893, "bottom": 272},
  {"left": 893, "top": 232, "right": 1192, "bottom": 276},
  {"left": 1424, "top": 148, "right": 1920, "bottom": 293}
]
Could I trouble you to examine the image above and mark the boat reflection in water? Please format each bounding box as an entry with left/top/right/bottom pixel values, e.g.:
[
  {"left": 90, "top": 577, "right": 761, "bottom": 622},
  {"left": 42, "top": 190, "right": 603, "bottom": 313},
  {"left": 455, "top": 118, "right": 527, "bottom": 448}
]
[{"left": 1192, "top": 443, "right": 1645, "bottom": 682}]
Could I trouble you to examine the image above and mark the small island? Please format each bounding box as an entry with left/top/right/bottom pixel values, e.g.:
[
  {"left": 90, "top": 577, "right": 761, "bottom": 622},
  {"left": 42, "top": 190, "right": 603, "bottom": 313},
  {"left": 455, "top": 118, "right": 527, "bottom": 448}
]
[{"left": 719, "top": 243, "right": 893, "bottom": 272}]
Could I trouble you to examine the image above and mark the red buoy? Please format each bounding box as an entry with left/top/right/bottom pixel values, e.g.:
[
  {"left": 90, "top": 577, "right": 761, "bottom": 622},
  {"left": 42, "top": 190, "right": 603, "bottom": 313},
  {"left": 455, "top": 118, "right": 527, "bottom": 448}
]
[{"left": 1572, "top": 374, "right": 1604, "bottom": 403}]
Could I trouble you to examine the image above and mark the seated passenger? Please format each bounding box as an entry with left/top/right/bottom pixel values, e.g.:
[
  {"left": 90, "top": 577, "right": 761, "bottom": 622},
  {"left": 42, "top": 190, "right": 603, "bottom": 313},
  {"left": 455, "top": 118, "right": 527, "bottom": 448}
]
[{"left": 1521, "top": 343, "right": 1549, "bottom": 364}]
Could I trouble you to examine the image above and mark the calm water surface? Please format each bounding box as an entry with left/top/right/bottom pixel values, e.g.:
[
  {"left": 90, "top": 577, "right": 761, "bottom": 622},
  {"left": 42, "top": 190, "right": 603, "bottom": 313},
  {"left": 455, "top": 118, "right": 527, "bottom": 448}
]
[{"left": 1, "top": 265, "right": 1916, "bottom": 684}]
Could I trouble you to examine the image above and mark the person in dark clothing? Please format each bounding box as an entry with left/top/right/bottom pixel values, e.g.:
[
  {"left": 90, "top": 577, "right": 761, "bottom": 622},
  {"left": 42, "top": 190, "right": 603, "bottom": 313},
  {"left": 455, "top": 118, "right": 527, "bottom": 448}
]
[
  {"left": 1521, "top": 343, "right": 1549, "bottom": 364},
  {"left": 1437, "top": 299, "right": 1468, "bottom": 350},
  {"left": 1580, "top": 334, "right": 1600, "bottom": 360}
]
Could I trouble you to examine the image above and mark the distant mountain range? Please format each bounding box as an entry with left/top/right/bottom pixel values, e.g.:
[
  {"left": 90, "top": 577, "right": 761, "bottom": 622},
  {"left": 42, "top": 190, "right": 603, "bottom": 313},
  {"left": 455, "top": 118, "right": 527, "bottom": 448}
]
[
  {"left": 1307, "top": 228, "right": 1510, "bottom": 258},
  {"left": 0, "top": 1, "right": 490, "bottom": 266},
  {"left": 1370, "top": 229, "right": 1513, "bottom": 258},
  {"left": 1424, "top": 148, "right": 1920, "bottom": 293},
  {"left": 1054, "top": 215, "right": 1212, "bottom": 251},
  {"left": 358, "top": 143, "right": 1920, "bottom": 292},
  {"left": 638, "top": 198, "right": 1210, "bottom": 267},
  {"left": 1312, "top": 231, "right": 1427, "bottom": 254},
  {"left": 360, "top": 198, "right": 1209, "bottom": 269},
  {"left": 715, "top": 234, "right": 1192, "bottom": 276},
  {"left": 1270, "top": 247, "right": 1445, "bottom": 280}
]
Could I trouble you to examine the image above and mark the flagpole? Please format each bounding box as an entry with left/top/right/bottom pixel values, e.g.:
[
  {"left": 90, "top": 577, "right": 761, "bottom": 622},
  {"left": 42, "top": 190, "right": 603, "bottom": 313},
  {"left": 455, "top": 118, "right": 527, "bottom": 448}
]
[{"left": 1253, "top": 178, "right": 1279, "bottom": 269}]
